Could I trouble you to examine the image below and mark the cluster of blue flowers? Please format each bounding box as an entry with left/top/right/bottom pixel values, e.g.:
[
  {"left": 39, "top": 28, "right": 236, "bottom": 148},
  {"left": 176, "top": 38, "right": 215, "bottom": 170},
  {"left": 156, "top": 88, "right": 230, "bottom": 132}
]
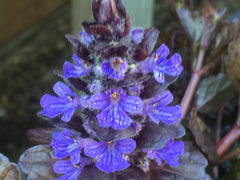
[{"left": 40, "top": 0, "right": 184, "bottom": 179}]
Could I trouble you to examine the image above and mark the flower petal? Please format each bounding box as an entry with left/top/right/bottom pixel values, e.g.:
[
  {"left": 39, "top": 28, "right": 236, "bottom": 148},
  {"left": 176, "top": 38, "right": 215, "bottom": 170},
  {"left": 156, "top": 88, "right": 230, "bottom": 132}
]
[
  {"left": 97, "top": 106, "right": 132, "bottom": 129},
  {"left": 54, "top": 160, "right": 83, "bottom": 180},
  {"left": 40, "top": 94, "right": 66, "bottom": 118},
  {"left": 137, "top": 56, "right": 154, "bottom": 74},
  {"left": 101, "top": 62, "right": 114, "bottom": 75},
  {"left": 96, "top": 106, "right": 113, "bottom": 128},
  {"left": 153, "top": 69, "right": 165, "bottom": 83},
  {"left": 61, "top": 108, "right": 75, "bottom": 122},
  {"left": 148, "top": 105, "right": 182, "bottom": 124},
  {"left": 52, "top": 130, "right": 74, "bottom": 144},
  {"left": 88, "top": 93, "right": 110, "bottom": 109},
  {"left": 155, "top": 43, "right": 169, "bottom": 61},
  {"left": 120, "top": 95, "right": 143, "bottom": 114},
  {"left": 40, "top": 94, "right": 62, "bottom": 108},
  {"left": 162, "top": 53, "right": 183, "bottom": 77},
  {"left": 63, "top": 61, "right": 87, "bottom": 78},
  {"left": 53, "top": 81, "right": 75, "bottom": 99},
  {"left": 111, "top": 107, "right": 132, "bottom": 130},
  {"left": 84, "top": 141, "right": 108, "bottom": 158},
  {"left": 71, "top": 148, "right": 81, "bottom": 165},
  {"left": 54, "top": 160, "right": 75, "bottom": 174},
  {"left": 96, "top": 150, "right": 130, "bottom": 173},
  {"left": 130, "top": 28, "right": 144, "bottom": 44},
  {"left": 147, "top": 150, "right": 156, "bottom": 160},
  {"left": 146, "top": 150, "right": 162, "bottom": 166},
  {"left": 114, "top": 138, "right": 136, "bottom": 154},
  {"left": 79, "top": 31, "right": 94, "bottom": 46},
  {"left": 72, "top": 54, "right": 83, "bottom": 66},
  {"left": 150, "top": 90, "right": 173, "bottom": 106},
  {"left": 157, "top": 141, "right": 184, "bottom": 167},
  {"left": 155, "top": 154, "right": 162, "bottom": 166}
]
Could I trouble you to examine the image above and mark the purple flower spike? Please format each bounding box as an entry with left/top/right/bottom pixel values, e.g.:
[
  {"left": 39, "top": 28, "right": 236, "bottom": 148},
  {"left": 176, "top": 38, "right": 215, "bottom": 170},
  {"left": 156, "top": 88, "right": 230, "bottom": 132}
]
[
  {"left": 88, "top": 88, "right": 143, "bottom": 129},
  {"left": 101, "top": 57, "right": 128, "bottom": 79},
  {"left": 138, "top": 43, "right": 183, "bottom": 83},
  {"left": 84, "top": 138, "right": 136, "bottom": 173},
  {"left": 54, "top": 159, "right": 87, "bottom": 180},
  {"left": 79, "top": 30, "right": 95, "bottom": 46},
  {"left": 51, "top": 129, "right": 93, "bottom": 165},
  {"left": 130, "top": 28, "right": 144, "bottom": 44},
  {"left": 40, "top": 81, "right": 82, "bottom": 122},
  {"left": 63, "top": 54, "right": 92, "bottom": 78},
  {"left": 143, "top": 90, "right": 182, "bottom": 124},
  {"left": 145, "top": 139, "right": 184, "bottom": 167}
]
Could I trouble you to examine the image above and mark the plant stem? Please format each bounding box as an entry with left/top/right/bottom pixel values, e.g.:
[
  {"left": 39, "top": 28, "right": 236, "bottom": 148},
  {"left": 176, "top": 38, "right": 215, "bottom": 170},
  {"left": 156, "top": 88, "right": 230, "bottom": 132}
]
[
  {"left": 180, "top": 48, "right": 205, "bottom": 119},
  {"left": 237, "top": 95, "right": 240, "bottom": 126},
  {"left": 215, "top": 106, "right": 224, "bottom": 143},
  {"left": 216, "top": 125, "right": 240, "bottom": 157},
  {"left": 216, "top": 96, "right": 240, "bottom": 157},
  {"left": 220, "top": 148, "right": 240, "bottom": 163},
  {"left": 147, "top": 170, "right": 157, "bottom": 180}
]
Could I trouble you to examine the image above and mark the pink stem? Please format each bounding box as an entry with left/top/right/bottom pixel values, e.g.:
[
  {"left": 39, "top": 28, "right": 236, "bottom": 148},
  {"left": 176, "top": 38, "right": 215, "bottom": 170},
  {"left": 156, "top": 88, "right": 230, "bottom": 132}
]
[
  {"left": 220, "top": 148, "right": 240, "bottom": 163},
  {"left": 216, "top": 125, "right": 240, "bottom": 157},
  {"left": 180, "top": 48, "right": 205, "bottom": 119}
]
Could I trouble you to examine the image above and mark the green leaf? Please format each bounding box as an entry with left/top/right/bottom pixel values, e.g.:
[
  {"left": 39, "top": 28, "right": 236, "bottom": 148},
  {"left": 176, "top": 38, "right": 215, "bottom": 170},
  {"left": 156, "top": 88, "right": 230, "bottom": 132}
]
[
  {"left": 196, "top": 73, "right": 235, "bottom": 113},
  {"left": 176, "top": 8, "right": 204, "bottom": 43},
  {"left": 189, "top": 110, "right": 218, "bottom": 162}
]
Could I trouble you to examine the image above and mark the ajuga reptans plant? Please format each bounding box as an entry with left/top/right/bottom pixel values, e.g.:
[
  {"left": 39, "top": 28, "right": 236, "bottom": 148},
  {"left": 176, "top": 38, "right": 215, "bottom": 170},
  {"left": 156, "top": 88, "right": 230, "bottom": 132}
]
[{"left": 38, "top": 0, "right": 185, "bottom": 179}]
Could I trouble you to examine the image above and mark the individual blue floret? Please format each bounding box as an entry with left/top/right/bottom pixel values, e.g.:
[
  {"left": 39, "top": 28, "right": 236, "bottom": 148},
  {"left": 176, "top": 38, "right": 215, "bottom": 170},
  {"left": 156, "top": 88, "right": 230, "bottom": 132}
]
[
  {"left": 138, "top": 43, "right": 183, "bottom": 83},
  {"left": 84, "top": 138, "right": 136, "bottom": 173},
  {"left": 79, "top": 30, "right": 95, "bottom": 46},
  {"left": 50, "top": 129, "right": 93, "bottom": 165},
  {"left": 129, "top": 28, "right": 144, "bottom": 44},
  {"left": 142, "top": 90, "right": 182, "bottom": 124},
  {"left": 144, "top": 139, "right": 184, "bottom": 167},
  {"left": 40, "top": 81, "right": 83, "bottom": 122},
  {"left": 63, "top": 54, "right": 92, "bottom": 78},
  {"left": 54, "top": 158, "right": 89, "bottom": 180},
  {"left": 101, "top": 57, "right": 128, "bottom": 79},
  {"left": 88, "top": 88, "right": 143, "bottom": 129}
]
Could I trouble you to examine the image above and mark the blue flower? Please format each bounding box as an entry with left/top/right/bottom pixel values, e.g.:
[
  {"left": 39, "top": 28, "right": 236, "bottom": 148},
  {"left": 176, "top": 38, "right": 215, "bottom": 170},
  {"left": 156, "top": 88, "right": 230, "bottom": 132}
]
[
  {"left": 88, "top": 88, "right": 143, "bottom": 129},
  {"left": 79, "top": 30, "right": 95, "bottom": 46},
  {"left": 143, "top": 90, "right": 182, "bottom": 124},
  {"left": 84, "top": 138, "right": 136, "bottom": 173},
  {"left": 54, "top": 158, "right": 89, "bottom": 180},
  {"left": 101, "top": 57, "right": 128, "bottom": 79},
  {"left": 138, "top": 43, "right": 183, "bottom": 83},
  {"left": 130, "top": 28, "right": 144, "bottom": 44},
  {"left": 144, "top": 139, "right": 184, "bottom": 167},
  {"left": 40, "top": 81, "right": 83, "bottom": 122},
  {"left": 50, "top": 129, "right": 93, "bottom": 165},
  {"left": 63, "top": 54, "right": 92, "bottom": 78}
]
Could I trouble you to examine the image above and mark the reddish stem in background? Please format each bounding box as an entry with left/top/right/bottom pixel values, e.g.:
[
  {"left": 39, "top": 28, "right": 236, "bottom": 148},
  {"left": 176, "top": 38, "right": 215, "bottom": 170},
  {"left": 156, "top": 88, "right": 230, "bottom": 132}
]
[
  {"left": 215, "top": 106, "right": 224, "bottom": 143},
  {"left": 216, "top": 96, "right": 240, "bottom": 157},
  {"left": 180, "top": 22, "right": 211, "bottom": 119},
  {"left": 220, "top": 148, "right": 240, "bottom": 163},
  {"left": 147, "top": 170, "right": 157, "bottom": 180},
  {"left": 216, "top": 125, "right": 240, "bottom": 157},
  {"left": 180, "top": 48, "right": 205, "bottom": 119}
]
